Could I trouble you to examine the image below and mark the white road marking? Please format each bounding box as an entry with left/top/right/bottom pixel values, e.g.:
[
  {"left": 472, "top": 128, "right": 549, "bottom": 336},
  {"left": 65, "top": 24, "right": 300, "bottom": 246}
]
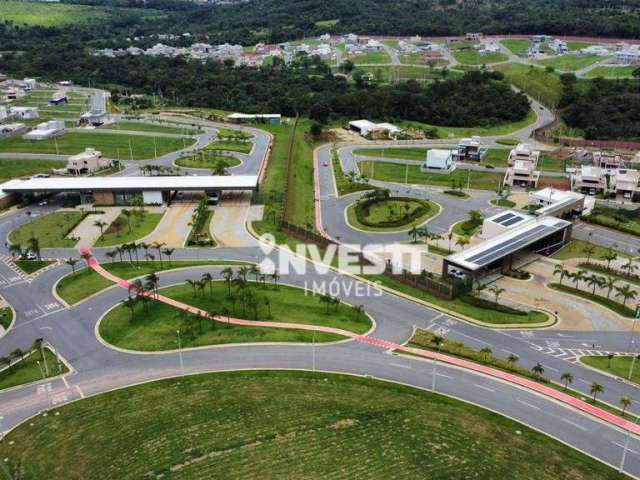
[
  {"left": 473, "top": 384, "right": 496, "bottom": 393},
  {"left": 517, "top": 399, "right": 541, "bottom": 410},
  {"left": 613, "top": 441, "right": 640, "bottom": 456},
  {"left": 561, "top": 418, "right": 588, "bottom": 431},
  {"left": 75, "top": 385, "right": 85, "bottom": 399},
  {"left": 390, "top": 363, "right": 412, "bottom": 370}
]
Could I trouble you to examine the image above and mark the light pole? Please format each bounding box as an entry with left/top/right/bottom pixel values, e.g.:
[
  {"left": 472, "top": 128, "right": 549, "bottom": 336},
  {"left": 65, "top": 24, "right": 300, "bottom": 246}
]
[
  {"left": 431, "top": 357, "right": 437, "bottom": 392},
  {"left": 40, "top": 326, "right": 61, "bottom": 373},
  {"left": 176, "top": 330, "right": 184, "bottom": 377},
  {"left": 39, "top": 341, "right": 49, "bottom": 377}
]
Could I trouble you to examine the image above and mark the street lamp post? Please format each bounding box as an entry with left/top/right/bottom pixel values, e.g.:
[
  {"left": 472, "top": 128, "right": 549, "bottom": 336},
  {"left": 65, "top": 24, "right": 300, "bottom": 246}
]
[
  {"left": 431, "top": 357, "right": 437, "bottom": 392},
  {"left": 176, "top": 330, "right": 184, "bottom": 377}
]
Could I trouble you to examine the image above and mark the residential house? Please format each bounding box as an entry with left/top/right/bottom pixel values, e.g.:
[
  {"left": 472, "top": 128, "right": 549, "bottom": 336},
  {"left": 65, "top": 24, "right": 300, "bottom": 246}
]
[
  {"left": 453, "top": 137, "right": 487, "bottom": 162},
  {"left": 0, "top": 123, "right": 26, "bottom": 138},
  {"left": 616, "top": 46, "right": 640, "bottom": 64},
  {"left": 571, "top": 165, "right": 606, "bottom": 194},
  {"left": 528, "top": 187, "right": 585, "bottom": 218},
  {"left": 348, "top": 120, "right": 401, "bottom": 139},
  {"left": 578, "top": 45, "right": 610, "bottom": 56},
  {"left": 0, "top": 106, "right": 7, "bottom": 122},
  {"left": 65, "top": 148, "right": 110, "bottom": 175},
  {"left": 507, "top": 143, "right": 540, "bottom": 166},
  {"left": 23, "top": 120, "right": 65, "bottom": 140},
  {"left": 9, "top": 106, "right": 39, "bottom": 120},
  {"left": 80, "top": 110, "right": 107, "bottom": 126},
  {"left": 344, "top": 33, "right": 359, "bottom": 45},
  {"left": 466, "top": 33, "right": 484, "bottom": 41},
  {"left": 613, "top": 169, "right": 640, "bottom": 201},
  {"left": 530, "top": 35, "right": 552, "bottom": 43},
  {"left": 550, "top": 39, "right": 568, "bottom": 55},
  {"left": 319, "top": 33, "right": 331, "bottom": 43},
  {"left": 21, "top": 78, "right": 37, "bottom": 91},
  {"left": 593, "top": 151, "right": 624, "bottom": 173},
  {"left": 421, "top": 149, "right": 455, "bottom": 173},
  {"left": 48, "top": 93, "right": 68, "bottom": 106},
  {"left": 503, "top": 159, "right": 540, "bottom": 188},
  {"left": 478, "top": 43, "right": 500, "bottom": 55}
]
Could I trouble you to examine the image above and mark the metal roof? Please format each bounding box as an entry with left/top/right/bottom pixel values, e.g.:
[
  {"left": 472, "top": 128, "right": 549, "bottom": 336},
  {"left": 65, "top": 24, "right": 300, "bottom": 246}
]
[
  {"left": 446, "top": 216, "right": 570, "bottom": 271},
  {"left": 1, "top": 175, "right": 259, "bottom": 193}
]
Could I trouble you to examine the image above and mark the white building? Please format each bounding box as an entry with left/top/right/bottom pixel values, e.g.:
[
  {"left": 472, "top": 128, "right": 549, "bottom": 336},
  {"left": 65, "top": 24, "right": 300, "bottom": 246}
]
[
  {"left": 478, "top": 43, "right": 500, "bottom": 55},
  {"left": 613, "top": 169, "right": 640, "bottom": 200},
  {"left": 529, "top": 187, "right": 585, "bottom": 217},
  {"left": 481, "top": 210, "right": 534, "bottom": 239},
  {"left": 616, "top": 46, "right": 640, "bottom": 64},
  {"left": 21, "top": 78, "right": 37, "bottom": 90},
  {"left": 593, "top": 151, "right": 624, "bottom": 173},
  {"left": 0, "top": 123, "right": 25, "bottom": 138},
  {"left": 65, "top": 148, "right": 110, "bottom": 175},
  {"left": 550, "top": 39, "right": 568, "bottom": 55},
  {"left": 348, "top": 120, "right": 401, "bottom": 139},
  {"left": 0, "top": 105, "right": 6, "bottom": 122},
  {"left": 578, "top": 45, "right": 610, "bottom": 56},
  {"left": 344, "top": 33, "right": 359, "bottom": 45},
  {"left": 504, "top": 160, "right": 540, "bottom": 188},
  {"left": 571, "top": 165, "right": 606, "bottom": 194},
  {"left": 319, "top": 33, "right": 331, "bottom": 43},
  {"left": 507, "top": 143, "right": 540, "bottom": 166},
  {"left": 9, "top": 106, "right": 39, "bottom": 120},
  {"left": 421, "top": 149, "right": 455, "bottom": 173},
  {"left": 23, "top": 120, "right": 65, "bottom": 140}
]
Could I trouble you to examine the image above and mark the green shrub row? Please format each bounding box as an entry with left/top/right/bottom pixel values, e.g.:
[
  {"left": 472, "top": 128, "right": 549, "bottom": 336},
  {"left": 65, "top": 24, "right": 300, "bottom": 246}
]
[{"left": 355, "top": 197, "right": 431, "bottom": 228}]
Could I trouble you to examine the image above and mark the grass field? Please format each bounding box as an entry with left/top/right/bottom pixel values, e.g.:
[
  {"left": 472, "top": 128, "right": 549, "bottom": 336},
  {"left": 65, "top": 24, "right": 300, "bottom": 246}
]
[
  {"left": 0, "top": 370, "right": 625, "bottom": 479},
  {"left": 567, "top": 42, "right": 596, "bottom": 51},
  {"left": 0, "top": 348, "right": 67, "bottom": 391},
  {"left": 100, "top": 282, "right": 371, "bottom": 350},
  {"left": 552, "top": 240, "right": 630, "bottom": 261},
  {"left": 175, "top": 152, "right": 241, "bottom": 169},
  {"left": 581, "top": 355, "right": 640, "bottom": 385},
  {"left": 549, "top": 283, "right": 636, "bottom": 318},
  {"left": 586, "top": 66, "right": 639, "bottom": 78},
  {"left": 55, "top": 260, "right": 251, "bottom": 306},
  {"left": 352, "top": 65, "right": 456, "bottom": 83},
  {"left": 501, "top": 39, "right": 531, "bottom": 56},
  {"left": 0, "top": 1, "right": 111, "bottom": 26},
  {"left": 367, "top": 274, "right": 549, "bottom": 325},
  {"left": 493, "top": 63, "right": 564, "bottom": 107},
  {"left": 452, "top": 49, "right": 508, "bottom": 65},
  {"left": 353, "top": 147, "right": 511, "bottom": 166},
  {"left": 346, "top": 199, "right": 438, "bottom": 232},
  {"left": 347, "top": 50, "right": 391, "bottom": 65},
  {"left": 94, "top": 212, "right": 164, "bottom": 247},
  {"left": 358, "top": 161, "right": 504, "bottom": 191},
  {"left": 9, "top": 211, "right": 85, "bottom": 248},
  {"left": 103, "top": 121, "right": 200, "bottom": 135},
  {"left": 537, "top": 54, "right": 607, "bottom": 71},
  {"left": 0, "top": 132, "right": 194, "bottom": 160},
  {"left": 0, "top": 306, "right": 13, "bottom": 330},
  {"left": 0, "top": 158, "right": 66, "bottom": 182},
  {"left": 14, "top": 259, "right": 54, "bottom": 275},
  {"left": 206, "top": 140, "right": 253, "bottom": 154},
  {"left": 491, "top": 198, "right": 516, "bottom": 208}
]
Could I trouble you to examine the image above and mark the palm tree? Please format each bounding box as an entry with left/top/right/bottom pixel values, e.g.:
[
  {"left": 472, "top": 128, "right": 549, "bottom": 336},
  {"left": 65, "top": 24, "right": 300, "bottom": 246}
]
[
  {"left": 105, "top": 250, "right": 117, "bottom": 263},
  {"left": 93, "top": 220, "right": 108, "bottom": 236},
  {"left": 623, "top": 258, "right": 638, "bottom": 278},
  {"left": 607, "top": 353, "right": 615, "bottom": 368},
  {"left": 221, "top": 267, "right": 234, "bottom": 296},
  {"left": 431, "top": 335, "right": 444, "bottom": 351},
  {"left": 408, "top": 224, "right": 420, "bottom": 243},
  {"left": 186, "top": 279, "right": 198, "bottom": 298},
  {"left": 162, "top": 247, "right": 175, "bottom": 265},
  {"left": 590, "top": 382, "right": 604, "bottom": 402},
  {"left": 197, "top": 279, "right": 207, "bottom": 298},
  {"left": 583, "top": 245, "right": 596, "bottom": 264},
  {"left": 65, "top": 257, "right": 79, "bottom": 275},
  {"left": 455, "top": 236, "right": 469, "bottom": 250},
  {"left": 603, "top": 250, "right": 618, "bottom": 270},
  {"left": 586, "top": 273, "right": 605, "bottom": 295},
  {"left": 479, "top": 346, "right": 492, "bottom": 361},
  {"left": 270, "top": 270, "right": 280, "bottom": 290},
  {"left": 27, "top": 235, "right": 41, "bottom": 261},
  {"left": 201, "top": 272, "right": 213, "bottom": 297},
  {"left": 129, "top": 242, "right": 140, "bottom": 263},
  {"left": 559, "top": 372, "right": 574, "bottom": 391},
  {"left": 615, "top": 284, "right": 637, "bottom": 306},
  {"left": 140, "top": 242, "right": 151, "bottom": 261},
  {"left": 488, "top": 285, "right": 506, "bottom": 305},
  {"left": 152, "top": 242, "right": 166, "bottom": 267},
  {"left": 145, "top": 272, "right": 160, "bottom": 298},
  {"left": 122, "top": 296, "right": 138, "bottom": 321},
  {"left": 319, "top": 293, "right": 332, "bottom": 314},
  {"left": 238, "top": 266, "right": 250, "bottom": 283},
  {"left": 249, "top": 265, "right": 260, "bottom": 283},
  {"left": 122, "top": 209, "right": 133, "bottom": 233},
  {"left": 8, "top": 243, "right": 21, "bottom": 259},
  {"left": 263, "top": 296, "right": 272, "bottom": 318},
  {"left": 532, "top": 362, "right": 545, "bottom": 377},
  {"left": 604, "top": 276, "right": 618, "bottom": 299},
  {"left": 507, "top": 353, "right": 519, "bottom": 365},
  {"left": 447, "top": 232, "right": 453, "bottom": 253},
  {"left": 620, "top": 395, "right": 633, "bottom": 416},
  {"left": 553, "top": 264, "right": 567, "bottom": 286}
]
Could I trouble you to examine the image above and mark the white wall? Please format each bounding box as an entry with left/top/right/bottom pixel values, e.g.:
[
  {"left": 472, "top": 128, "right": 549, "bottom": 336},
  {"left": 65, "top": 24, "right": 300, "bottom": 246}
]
[{"left": 142, "top": 190, "right": 163, "bottom": 205}]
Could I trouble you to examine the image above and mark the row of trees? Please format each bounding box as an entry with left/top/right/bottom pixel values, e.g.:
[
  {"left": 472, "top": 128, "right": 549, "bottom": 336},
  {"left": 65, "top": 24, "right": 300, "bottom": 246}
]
[{"left": 553, "top": 265, "right": 638, "bottom": 306}]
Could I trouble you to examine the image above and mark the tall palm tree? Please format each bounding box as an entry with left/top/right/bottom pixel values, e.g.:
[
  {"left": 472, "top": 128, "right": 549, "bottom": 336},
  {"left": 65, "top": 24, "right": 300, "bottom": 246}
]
[
  {"left": 488, "top": 285, "right": 506, "bottom": 304},
  {"left": 583, "top": 245, "right": 596, "bottom": 264},
  {"left": 455, "top": 236, "right": 469, "bottom": 250},
  {"left": 145, "top": 272, "right": 160, "bottom": 298},
  {"left": 238, "top": 266, "right": 250, "bottom": 283},
  {"left": 140, "top": 242, "right": 151, "bottom": 261},
  {"left": 93, "top": 220, "right": 108, "bottom": 236},
  {"left": 479, "top": 346, "right": 492, "bottom": 361},
  {"left": 270, "top": 270, "right": 280, "bottom": 290},
  {"left": 248, "top": 265, "right": 260, "bottom": 283},
  {"left": 105, "top": 250, "right": 117, "bottom": 263},
  {"left": 586, "top": 273, "right": 605, "bottom": 295},
  {"left": 447, "top": 232, "right": 453, "bottom": 253},
  {"left": 129, "top": 242, "right": 139, "bottom": 263},
  {"left": 604, "top": 276, "right": 618, "bottom": 299},
  {"left": 263, "top": 296, "right": 272, "bottom": 318},
  {"left": 532, "top": 362, "right": 545, "bottom": 377},
  {"left": 507, "top": 354, "right": 519, "bottom": 365},
  {"left": 115, "top": 246, "right": 124, "bottom": 262},
  {"left": 590, "top": 382, "right": 604, "bottom": 402},
  {"left": 186, "top": 279, "right": 198, "bottom": 298},
  {"left": 221, "top": 267, "right": 234, "bottom": 296},
  {"left": 201, "top": 272, "right": 213, "bottom": 297},
  {"left": 603, "top": 250, "right": 618, "bottom": 270},
  {"left": 152, "top": 242, "right": 166, "bottom": 267},
  {"left": 620, "top": 395, "right": 633, "bottom": 416},
  {"left": 615, "top": 285, "right": 637, "bottom": 306},
  {"left": 122, "top": 296, "right": 138, "bottom": 321},
  {"left": 28, "top": 235, "right": 41, "bottom": 261},
  {"left": 65, "top": 257, "right": 79, "bottom": 275},
  {"left": 162, "top": 247, "right": 175, "bottom": 265},
  {"left": 623, "top": 258, "right": 638, "bottom": 278},
  {"left": 560, "top": 372, "right": 574, "bottom": 391},
  {"left": 122, "top": 209, "right": 133, "bottom": 233},
  {"left": 408, "top": 224, "right": 420, "bottom": 243},
  {"left": 8, "top": 243, "right": 21, "bottom": 259},
  {"left": 553, "top": 264, "right": 567, "bottom": 286},
  {"left": 319, "top": 293, "right": 332, "bottom": 314}
]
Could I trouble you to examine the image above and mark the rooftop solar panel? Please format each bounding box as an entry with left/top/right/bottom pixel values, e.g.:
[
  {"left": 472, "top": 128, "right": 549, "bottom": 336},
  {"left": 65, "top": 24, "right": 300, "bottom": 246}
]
[
  {"left": 492, "top": 213, "right": 515, "bottom": 224},
  {"left": 502, "top": 216, "right": 525, "bottom": 227}
]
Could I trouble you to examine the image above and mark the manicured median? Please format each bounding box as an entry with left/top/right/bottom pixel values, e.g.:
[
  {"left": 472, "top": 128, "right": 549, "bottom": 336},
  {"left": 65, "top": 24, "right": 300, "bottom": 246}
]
[
  {"left": 9, "top": 211, "right": 86, "bottom": 248},
  {"left": 0, "top": 370, "right": 626, "bottom": 479},
  {"left": 99, "top": 282, "right": 372, "bottom": 350},
  {"left": 581, "top": 355, "right": 640, "bottom": 385},
  {"left": 0, "top": 348, "right": 67, "bottom": 391},
  {"left": 346, "top": 198, "right": 438, "bottom": 232},
  {"left": 548, "top": 283, "right": 636, "bottom": 318},
  {"left": 94, "top": 213, "right": 164, "bottom": 247},
  {"left": 56, "top": 260, "right": 251, "bottom": 305}
]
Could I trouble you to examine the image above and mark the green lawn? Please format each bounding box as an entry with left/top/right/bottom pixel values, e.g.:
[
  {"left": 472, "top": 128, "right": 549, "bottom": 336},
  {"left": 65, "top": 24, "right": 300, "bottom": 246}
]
[
  {"left": 452, "top": 49, "right": 508, "bottom": 65},
  {"left": 581, "top": 355, "right": 640, "bottom": 385},
  {"left": 501, "top": 39, "right": 531, "bottom": 56},
  {"left": 552, "top": 240, "right": 630, "bottom": 261},
  {"left": 452, "top": 218, "right": 482, "bottom": 238},
  {"left": 347, "top": 50, "right": 391, "bottom": 65},
  {"left": 206, "top": 140, "right": 253, "bottom": 154},
  {"left": 0, "top": 370, "right": 625, "bottom": 480},
  {"left": 55, "top": 260, "right": 252, "bottom": 306},
  {"left": 14, "top": 260, "right": 55, "bottom": 275},
  {"left": 493, "top": 62, "right": 564, "bottom": 108},
  {"left": 0, "top": 349, "right": 67, "bottom": 391},
  {"left": 0, "top": 0, "right": 114, "bottom": 26},
  {"left": 94, "top": 212, "right": 163, "bottom": 247},
  {"left": 346, "top": 198, "right": 438, "bottom": 232},
  {"left": 586, "top": 66, "right": 639, "bottom": 79},
  {"left": 0, "top": 158, "right": 66, "bottom": 182},
  {"left": 358, "top": 161, "right": 504, "bottom": 191},
  {"left": 567, "top": 42, "right": 596, "bottom": 51},
  {"left": 102, "top": 121, "right": 201, "bottom": 135},
  {"left": 366, "top": 274, "right": 549, "bottom": 325},
  {"left": 491, "top": 198, "right": 516, "bottom": 208},
  {"left": 175, "top": 152, "right": 241, "bottom": 169},
  {"left": 0, "top": 132, "right": 194, "bottom": 160},
  {"left": 100, "top": 282, "right": 372, "bottom": 350},
  {"left": 0, "top": 307, "right": 13, "bottom": 330},
  {"left": 537, "top": 54, "right": 607, "bottom": 72},
  {"left": 548, "top": 283, "right": 636, "bottom": 318},
  {"left": 352, "top": 65, "right": 455, "bottom": 82},
  {"left": 9, "top": 211, "right": 85, "bottom": 248},
  {"left": 585, "top": 206, "right": 640, "bottom": 237},
  {"left": 332, "top": 149, "right": 373, "bottom": 196},
  {"left": 538, "top": 153, "right": 567, "bottom": 172},
  {"left": 354, "top": 147, "right": 429, "bottom": 161}
]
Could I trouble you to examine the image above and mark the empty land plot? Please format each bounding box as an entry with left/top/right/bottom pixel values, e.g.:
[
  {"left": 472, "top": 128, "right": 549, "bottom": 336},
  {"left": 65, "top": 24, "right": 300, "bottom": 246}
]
[
  {"left": 586, "top": 66, "right": 638, "bottom": 78},
  {"left": 0, "top": 158, "right": 66, "bottom": 181},
  {"left": 493, "top": 63, "right": 563, "bottom": 108},
  {"left": 501, "top": 39, "right": 531, "bottom": 56},
  {"left": 102, "top": 121, "right": 201, "bottom": 135},
  {"left": 537, "top": 54, "right": 607, "bottom": 71},
  {"left": 0, "top": 132, "right": 194, "bottom": 159},
  {"left": 452, "top": 49, "right": 508, "bottom": 65},
  {"left": 0, "top": 371, "right": 626, "bottom": 479}
]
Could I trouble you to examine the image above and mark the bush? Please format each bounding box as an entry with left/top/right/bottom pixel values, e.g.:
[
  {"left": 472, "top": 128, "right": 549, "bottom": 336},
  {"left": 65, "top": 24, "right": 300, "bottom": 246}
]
[
  {"left": 354, "top": 197, "right": 431, "bottom": 228},
  {"left": 459, "top": 294, "right": 529, "bottom": 316}
]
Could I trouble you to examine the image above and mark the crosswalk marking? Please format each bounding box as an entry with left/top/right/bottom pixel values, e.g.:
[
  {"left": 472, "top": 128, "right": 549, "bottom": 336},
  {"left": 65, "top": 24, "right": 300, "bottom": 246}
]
[
  {"left": 531, "top": 344, "right": 631, "bottom": 364},
  {"left": 0, "top": 255, "right": 60, "bottom": 285}
]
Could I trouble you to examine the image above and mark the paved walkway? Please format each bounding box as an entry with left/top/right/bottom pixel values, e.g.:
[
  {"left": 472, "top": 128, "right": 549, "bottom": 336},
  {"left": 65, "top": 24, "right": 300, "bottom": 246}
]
[
  {"left": 138, "top": 203, "right": 196, "bottom": 248},
  {"left": 80, "top": 248, "right": 640, "bottom": 437},
  {"left": 210, "top": 193, "right": 258, "bottom": 248},
  {"left": 71, "top": 208, "right": 122, "bottom": 249}
]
